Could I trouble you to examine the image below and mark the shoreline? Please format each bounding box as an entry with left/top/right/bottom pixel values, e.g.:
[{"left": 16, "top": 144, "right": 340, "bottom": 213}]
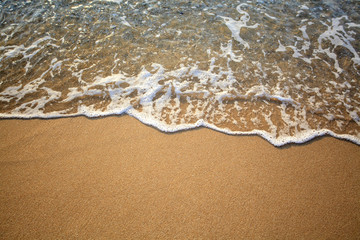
[
  {"left": 1, "top": 115, "right": 360, "bottom": 238},
  {"left": 1, "top": 113, "right": 359, "bottom": 147}
]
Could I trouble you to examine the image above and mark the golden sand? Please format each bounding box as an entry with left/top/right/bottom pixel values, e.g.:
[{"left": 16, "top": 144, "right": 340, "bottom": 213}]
[{"left": 1, "top": 116, "right": 360, "bottom": 239}]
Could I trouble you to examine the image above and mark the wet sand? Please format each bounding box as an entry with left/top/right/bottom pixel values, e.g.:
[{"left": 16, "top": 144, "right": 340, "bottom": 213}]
[{"left": 0, "top": 115, "right": 360, "bottom": 239}]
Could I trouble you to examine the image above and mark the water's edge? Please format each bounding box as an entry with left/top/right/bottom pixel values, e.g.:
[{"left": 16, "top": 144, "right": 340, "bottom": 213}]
[{"left": 1, "top": 112, "right": 359, "bottom": 147}]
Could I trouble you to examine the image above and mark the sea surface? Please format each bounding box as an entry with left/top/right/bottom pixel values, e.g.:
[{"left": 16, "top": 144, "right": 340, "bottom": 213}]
[{"left": 0, "top": 0, "right": 359, "bottom": 146}]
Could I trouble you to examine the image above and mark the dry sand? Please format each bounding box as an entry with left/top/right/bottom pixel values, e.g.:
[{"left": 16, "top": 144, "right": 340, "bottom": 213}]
[{"left": 0, "top": 115, "right": 360, "bottom": 239}]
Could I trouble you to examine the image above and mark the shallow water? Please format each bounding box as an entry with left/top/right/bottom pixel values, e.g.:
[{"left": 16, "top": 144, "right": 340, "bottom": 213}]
[{"left": 0, "top": 0, "right": 359, "bottom": 146}]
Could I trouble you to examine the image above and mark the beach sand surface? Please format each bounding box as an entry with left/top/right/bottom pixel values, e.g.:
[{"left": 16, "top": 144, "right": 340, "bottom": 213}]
[{"left": 0, "top": 116, "right": 360, "bottom": 239}]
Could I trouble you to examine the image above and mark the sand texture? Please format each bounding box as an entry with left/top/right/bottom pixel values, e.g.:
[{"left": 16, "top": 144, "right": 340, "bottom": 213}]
[{"left": 1, "top": 116, "right": 360, "bottom": 239}]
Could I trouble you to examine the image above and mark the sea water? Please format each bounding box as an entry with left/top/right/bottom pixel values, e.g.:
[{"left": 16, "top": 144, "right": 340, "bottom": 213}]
[{"left": 0, "top": 0, "right": 359, "bottom": 146}]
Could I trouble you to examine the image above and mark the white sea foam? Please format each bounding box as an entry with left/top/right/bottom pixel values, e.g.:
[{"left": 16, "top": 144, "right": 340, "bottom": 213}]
[{"left": 219, "top": 4, "right": 259, "bottom": 49}]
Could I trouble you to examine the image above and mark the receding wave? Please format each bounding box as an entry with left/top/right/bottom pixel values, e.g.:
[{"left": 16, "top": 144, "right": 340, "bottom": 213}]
[{"left": 0, "top": 0, "right": 359, "bottom": 146}]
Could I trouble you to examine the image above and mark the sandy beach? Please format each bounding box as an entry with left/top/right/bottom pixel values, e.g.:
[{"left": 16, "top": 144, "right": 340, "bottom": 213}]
[{"left": 0, "top": 115, "right": 359, "bottom": 239}]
